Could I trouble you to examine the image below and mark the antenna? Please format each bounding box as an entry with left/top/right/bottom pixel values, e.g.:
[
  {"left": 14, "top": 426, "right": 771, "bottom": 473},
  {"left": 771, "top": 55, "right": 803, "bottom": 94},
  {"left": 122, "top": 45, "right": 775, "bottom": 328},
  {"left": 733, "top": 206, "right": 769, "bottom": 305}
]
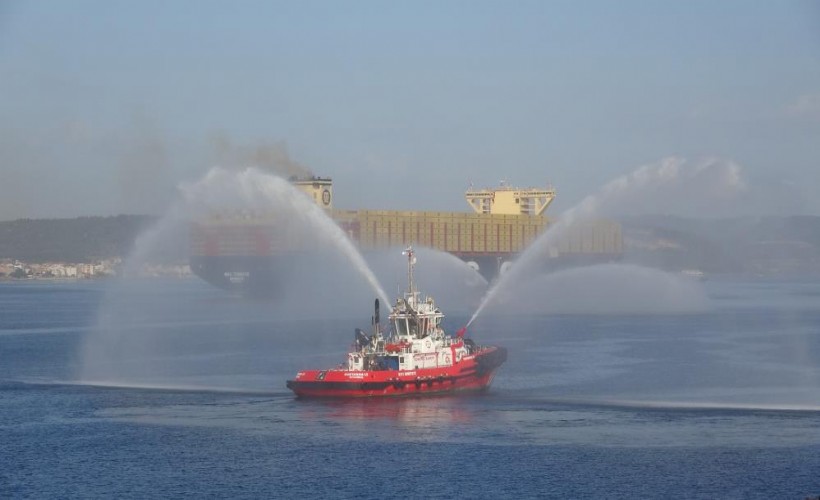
[{"left": 402, "top": 246, "right": 416, "bottom": 298}]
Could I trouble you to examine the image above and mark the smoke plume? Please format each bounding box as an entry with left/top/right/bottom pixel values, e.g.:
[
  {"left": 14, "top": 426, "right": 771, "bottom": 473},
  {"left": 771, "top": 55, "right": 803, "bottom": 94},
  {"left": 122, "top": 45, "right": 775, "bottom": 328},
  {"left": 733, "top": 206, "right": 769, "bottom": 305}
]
[{"left": 209, "top": 133, "right": 313, "bottom": 179}]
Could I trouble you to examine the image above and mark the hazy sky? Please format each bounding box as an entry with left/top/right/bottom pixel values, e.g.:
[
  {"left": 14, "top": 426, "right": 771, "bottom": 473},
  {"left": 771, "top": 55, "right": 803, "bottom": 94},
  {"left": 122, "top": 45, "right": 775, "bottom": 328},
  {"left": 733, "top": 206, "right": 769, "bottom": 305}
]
[{"left": 1, "top": 0, "right": 819, "bottom": 219}]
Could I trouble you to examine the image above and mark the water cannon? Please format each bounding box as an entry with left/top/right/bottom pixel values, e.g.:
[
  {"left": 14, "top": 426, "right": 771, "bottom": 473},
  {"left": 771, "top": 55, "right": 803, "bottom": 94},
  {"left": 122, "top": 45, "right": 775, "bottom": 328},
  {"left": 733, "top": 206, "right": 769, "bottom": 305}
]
[{"left": 456, "top": 326, "right": 467, "bottom": 339}]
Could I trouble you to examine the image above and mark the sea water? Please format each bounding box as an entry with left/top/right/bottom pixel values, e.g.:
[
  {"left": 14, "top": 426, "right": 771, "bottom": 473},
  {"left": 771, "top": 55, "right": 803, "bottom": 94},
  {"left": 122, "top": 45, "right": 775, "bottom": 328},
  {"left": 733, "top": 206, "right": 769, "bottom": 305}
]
[{"left": 1, "top": 278, "right": 819, "bottom": 499}]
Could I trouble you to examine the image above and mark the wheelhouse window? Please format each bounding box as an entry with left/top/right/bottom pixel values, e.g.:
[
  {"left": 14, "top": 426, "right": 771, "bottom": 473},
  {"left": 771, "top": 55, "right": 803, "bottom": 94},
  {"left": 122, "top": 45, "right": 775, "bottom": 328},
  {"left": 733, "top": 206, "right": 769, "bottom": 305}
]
[{"left": 409, "top": 318, "right": 418, "bottom": 336}]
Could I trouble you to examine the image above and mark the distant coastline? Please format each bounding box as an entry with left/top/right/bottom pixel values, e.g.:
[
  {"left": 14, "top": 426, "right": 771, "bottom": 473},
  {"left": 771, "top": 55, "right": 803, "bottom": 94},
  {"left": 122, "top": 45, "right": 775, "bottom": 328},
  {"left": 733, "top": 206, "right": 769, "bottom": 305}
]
[
  {"left": 0, "top": 215, "right": 190, "bottom": 280},
  {"left": 0, "top": 258, "right": 192, "bottom": 281}
]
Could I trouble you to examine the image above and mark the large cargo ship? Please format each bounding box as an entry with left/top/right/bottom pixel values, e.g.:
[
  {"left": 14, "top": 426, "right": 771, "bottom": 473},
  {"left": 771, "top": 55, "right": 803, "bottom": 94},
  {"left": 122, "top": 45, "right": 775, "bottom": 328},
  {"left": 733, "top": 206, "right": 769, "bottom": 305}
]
[{"left": 189, "top": 177, "right": 622, "bottom": 294}]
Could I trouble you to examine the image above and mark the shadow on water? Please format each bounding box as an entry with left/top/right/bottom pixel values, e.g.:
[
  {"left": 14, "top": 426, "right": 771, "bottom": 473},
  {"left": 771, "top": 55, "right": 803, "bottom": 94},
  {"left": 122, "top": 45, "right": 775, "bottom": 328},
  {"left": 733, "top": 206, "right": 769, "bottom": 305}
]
[
  {"left": 16, "top": 378, "right": 294, "bottom": 398},
  {"left": 483, "top": 390, "right": 820, "bottom": 414}
]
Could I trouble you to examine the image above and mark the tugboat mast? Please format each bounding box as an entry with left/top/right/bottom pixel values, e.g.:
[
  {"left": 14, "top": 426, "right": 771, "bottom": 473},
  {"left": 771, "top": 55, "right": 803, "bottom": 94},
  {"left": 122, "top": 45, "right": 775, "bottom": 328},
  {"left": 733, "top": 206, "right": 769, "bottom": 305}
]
[{"left": 403, "top": 246, "right": 417, "bottom": 303}]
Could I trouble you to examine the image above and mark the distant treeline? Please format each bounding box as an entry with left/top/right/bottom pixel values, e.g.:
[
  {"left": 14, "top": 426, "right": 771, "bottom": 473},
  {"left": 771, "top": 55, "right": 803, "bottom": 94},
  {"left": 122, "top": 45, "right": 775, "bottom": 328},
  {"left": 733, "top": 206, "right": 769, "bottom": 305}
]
[{"left": 0, "top": 215, "right": 157, "bottom": 263}]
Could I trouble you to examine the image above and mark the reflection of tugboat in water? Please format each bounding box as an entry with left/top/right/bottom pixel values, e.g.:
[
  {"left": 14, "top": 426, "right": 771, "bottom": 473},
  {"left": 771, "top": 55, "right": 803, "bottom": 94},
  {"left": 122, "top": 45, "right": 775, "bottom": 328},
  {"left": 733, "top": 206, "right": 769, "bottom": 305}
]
[{"left": 286, "top": 247, "right": 507, "bottom": 398}]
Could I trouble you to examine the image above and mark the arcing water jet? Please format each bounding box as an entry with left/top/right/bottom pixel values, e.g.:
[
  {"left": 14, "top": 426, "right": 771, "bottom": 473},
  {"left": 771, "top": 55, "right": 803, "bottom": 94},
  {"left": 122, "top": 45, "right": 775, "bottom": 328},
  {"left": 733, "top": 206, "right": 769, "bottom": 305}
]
[
  {"left": 80, "top": 167, "right": 391, "bottom": 386},
  {"left": 467, "top": 157, "right": 745, "bottom": 326},
  {"left": 179, "top": 167, "right": 391, "bottom": 306}
]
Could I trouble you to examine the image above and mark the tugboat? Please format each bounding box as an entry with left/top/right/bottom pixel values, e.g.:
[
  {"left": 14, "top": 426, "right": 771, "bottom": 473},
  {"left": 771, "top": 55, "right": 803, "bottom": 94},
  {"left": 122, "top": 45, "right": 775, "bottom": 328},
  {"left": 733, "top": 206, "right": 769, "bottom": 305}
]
[{"left": 286, "top": 247, "right": 507, "bottom": 398}]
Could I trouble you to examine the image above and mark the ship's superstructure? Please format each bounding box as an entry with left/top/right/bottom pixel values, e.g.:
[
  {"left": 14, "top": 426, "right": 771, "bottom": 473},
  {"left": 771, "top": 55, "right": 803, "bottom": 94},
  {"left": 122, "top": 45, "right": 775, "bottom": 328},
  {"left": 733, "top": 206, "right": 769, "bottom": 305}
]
[
  {"left": 285, "top": 247, "right": 507, "bottom": 398},
  {"left": 292, "top": 176, "right": 333, "bottom": 210},
  {"left": 465, "top": 182, "right": 556, "bottom": 215}
]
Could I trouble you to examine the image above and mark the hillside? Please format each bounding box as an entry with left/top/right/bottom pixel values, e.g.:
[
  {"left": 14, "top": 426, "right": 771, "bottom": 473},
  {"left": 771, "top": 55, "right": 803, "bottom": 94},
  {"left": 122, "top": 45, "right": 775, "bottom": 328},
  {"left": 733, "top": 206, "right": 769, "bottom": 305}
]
[
  {"left": 0, "top": 215, "right": 156, "bottom": 263},
  {"left": 621, "top": 215, "right": 820, "bottom": 276}
]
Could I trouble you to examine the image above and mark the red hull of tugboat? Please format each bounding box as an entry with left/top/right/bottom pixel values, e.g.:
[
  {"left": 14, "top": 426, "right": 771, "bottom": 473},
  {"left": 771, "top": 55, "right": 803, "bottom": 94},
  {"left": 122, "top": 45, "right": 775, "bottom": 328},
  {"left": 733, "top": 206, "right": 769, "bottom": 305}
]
[{"left": 287, "top": 346, "right": 507, "bottom": 398}]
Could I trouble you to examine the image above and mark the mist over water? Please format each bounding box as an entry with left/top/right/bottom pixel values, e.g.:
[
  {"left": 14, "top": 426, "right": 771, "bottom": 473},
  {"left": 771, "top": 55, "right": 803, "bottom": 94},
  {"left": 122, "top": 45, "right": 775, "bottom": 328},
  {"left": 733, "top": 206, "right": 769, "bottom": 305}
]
[
  {"left": 469, "top": 157, "right": 745, "bottom": 326},
  {"left": 73, "top": 157, "right": 818, "bottom": 410},
  {"left": 80, "top": 167, "right": 392, "bottom": 387},
  {"left": 368, "top": 246, "right": 487, "bottom": 314},
  {"left": 495, "top": 263, "right": 709, "bottom": 315},
  {"left": 183, "top": 167, "right": 391, "bottom": 305}
]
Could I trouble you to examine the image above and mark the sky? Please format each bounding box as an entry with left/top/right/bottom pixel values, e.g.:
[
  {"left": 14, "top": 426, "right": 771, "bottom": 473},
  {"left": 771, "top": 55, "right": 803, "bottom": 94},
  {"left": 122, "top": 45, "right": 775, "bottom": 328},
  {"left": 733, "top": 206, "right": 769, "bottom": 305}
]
[{"left": 1, "top": 0, "right": 819, "bottom": 220}]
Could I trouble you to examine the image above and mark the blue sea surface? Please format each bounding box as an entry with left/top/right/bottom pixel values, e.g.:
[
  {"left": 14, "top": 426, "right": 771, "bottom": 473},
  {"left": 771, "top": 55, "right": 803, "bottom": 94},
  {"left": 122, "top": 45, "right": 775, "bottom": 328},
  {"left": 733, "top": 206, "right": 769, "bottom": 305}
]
[{"left": 1, "top": 277, "right": 820, "bottom": 499}]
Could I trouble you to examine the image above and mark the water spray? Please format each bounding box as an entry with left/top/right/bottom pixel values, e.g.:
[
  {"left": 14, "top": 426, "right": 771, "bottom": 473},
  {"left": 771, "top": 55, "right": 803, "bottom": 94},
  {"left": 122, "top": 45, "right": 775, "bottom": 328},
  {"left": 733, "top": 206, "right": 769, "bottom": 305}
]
[
  {"left": 183, "top": 167, "right": 392, "bottom": 305},
  {"left": 80, "top": 166, "right": 393, "bottom": 385},
  {"left": 466, "top": 157, "right": 745, "bottom": 326}
]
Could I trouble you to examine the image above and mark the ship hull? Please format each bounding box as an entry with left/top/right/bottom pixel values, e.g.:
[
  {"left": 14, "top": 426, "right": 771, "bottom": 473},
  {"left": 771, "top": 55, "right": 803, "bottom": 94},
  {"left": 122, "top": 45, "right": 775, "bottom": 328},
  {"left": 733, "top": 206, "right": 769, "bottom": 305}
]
[
  {"left": 189, "top": 254, "right": 303, "bottom": 297},
  {"left": 286, "top": 346, "right": 507, "bottom": 398},
  {"left": 189, "top": 253, "right": 340, "bottom": 297},
  {"left": 191, "top": 252, "right": 620, "bottom": 295}
]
